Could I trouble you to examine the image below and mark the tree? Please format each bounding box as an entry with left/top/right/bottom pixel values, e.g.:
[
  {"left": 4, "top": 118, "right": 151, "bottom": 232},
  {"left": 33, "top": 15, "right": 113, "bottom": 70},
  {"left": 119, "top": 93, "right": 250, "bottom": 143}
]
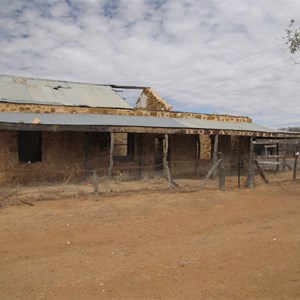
[
  {"left": 284, "top": 19, "right": 300, "bottom": 54},
  {"left": 280, "top": 127, "right": 300, "bottom": 132}
]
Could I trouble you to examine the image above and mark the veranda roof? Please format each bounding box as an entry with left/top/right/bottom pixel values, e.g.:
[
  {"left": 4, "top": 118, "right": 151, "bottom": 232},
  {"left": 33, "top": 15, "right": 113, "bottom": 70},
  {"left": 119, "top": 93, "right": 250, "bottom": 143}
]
[{"left": 0, "top": 112, "right": 298, "bottom": 138}]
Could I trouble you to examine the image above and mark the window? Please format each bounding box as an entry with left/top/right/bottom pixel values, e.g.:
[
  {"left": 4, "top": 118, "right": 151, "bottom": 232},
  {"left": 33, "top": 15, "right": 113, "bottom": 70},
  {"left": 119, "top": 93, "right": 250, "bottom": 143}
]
[
  {"left": 18, "top": 131, "right": 42, "bottom": 163},
  {"left": 113, "top": 133, "right": 134, "bottom": 161}
]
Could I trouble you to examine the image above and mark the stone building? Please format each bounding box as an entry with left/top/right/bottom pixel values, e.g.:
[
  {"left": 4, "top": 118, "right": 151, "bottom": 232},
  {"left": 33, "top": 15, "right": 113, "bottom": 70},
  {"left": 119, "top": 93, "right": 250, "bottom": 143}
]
[{"left": 0, "top": 75, "right": 299, "bottom": 185}]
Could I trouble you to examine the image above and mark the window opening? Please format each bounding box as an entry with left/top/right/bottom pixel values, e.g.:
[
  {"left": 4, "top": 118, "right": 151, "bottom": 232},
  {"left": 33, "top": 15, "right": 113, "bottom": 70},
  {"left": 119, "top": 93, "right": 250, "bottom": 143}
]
[
  {"left": 18, "top": 131, "right": 42, "bottom": 163},
  {"left": 113, "top": 133, "right": 134, "bottom": 161}
]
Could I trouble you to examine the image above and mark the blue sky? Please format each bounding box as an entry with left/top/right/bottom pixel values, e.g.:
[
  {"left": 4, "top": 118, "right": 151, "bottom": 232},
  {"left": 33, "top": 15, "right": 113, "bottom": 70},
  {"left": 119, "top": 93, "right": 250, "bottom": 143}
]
[{"left": 1, "top": 0, "right": 300, "bottom": 127}]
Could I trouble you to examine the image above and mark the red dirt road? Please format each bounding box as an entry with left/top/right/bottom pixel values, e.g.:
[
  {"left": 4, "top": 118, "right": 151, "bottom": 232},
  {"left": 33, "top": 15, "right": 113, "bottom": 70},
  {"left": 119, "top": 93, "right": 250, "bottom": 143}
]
[{"left": 1, "top": 179, "right": 300, "bottom": 299}]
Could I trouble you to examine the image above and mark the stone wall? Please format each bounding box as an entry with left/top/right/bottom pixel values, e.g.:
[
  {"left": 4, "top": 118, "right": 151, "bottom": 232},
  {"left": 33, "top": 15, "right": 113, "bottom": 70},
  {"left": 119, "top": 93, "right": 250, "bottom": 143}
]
[
  {"left": 0, "top": 81, "right": 254, "bottom": 185},
  {"left": 0, "top": 130, "right": 251, "bottom": 185},
  {"left": 200, "top": 134, "right": 212, "bottom": 160},
  {"left": 136, "top": 88, "right": 173, "bottom": 111},
  {"left": 0, "top": 102, "right": 252, "bottom": 123},
  {"left": 0, "top": 131, "right": 18, "bottom": 184},
  {"left": 113, "top": 133, "right": 128, "bottom": 157}
]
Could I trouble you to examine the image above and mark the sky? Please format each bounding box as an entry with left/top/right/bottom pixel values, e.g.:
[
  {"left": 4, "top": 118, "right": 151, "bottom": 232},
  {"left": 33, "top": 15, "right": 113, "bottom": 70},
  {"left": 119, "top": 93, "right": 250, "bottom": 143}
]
[{"left": 1, "top": 0, "right": 300, "bottom": 128}]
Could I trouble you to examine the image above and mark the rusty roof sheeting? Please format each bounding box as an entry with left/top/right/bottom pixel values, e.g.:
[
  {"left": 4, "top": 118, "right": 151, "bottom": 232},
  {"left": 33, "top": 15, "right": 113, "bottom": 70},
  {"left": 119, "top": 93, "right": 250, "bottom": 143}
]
[{"left": 0, "top": 75, "right": 133, "bottom": 109}]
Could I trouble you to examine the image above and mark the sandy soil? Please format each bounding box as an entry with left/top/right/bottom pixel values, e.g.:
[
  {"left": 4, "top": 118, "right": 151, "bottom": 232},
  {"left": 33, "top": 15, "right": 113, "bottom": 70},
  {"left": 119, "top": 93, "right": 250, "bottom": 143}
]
[{"left": 1, "top": 174, "right": 300, "bottom": 299}]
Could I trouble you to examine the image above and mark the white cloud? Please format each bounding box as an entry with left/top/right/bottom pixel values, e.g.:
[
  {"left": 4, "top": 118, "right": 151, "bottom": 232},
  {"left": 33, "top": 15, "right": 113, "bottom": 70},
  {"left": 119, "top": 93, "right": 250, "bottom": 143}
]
[{"left": 0, "top": 0, "right": 300, "bottom": 127}]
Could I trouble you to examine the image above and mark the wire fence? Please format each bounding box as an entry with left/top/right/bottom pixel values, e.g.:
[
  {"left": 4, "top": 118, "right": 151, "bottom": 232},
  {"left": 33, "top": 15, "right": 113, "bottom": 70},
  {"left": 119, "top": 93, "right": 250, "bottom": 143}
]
[
  {"left": 3, "top": 151, "right": 299, "bottom": 195},
  {"left": 1, "top": 153, "right": 299, "bottom": 208},
  {"left": 82, "top": 152, "right": 300, "bottom": 194}
]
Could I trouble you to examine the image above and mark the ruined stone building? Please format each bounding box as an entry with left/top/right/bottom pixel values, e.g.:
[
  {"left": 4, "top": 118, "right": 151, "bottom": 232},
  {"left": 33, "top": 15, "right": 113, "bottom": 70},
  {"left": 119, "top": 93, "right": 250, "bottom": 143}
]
[{"left": 0, "top": 75, "right": 299, "bottom": 185}]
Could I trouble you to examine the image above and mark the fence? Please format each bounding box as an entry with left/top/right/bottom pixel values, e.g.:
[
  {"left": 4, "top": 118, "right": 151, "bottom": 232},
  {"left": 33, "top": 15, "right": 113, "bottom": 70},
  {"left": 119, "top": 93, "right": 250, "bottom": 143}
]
[
  {"left": 82, "top": 150, "right": 299, "bottom": 194},
  {"left": 2, "top": 150, "right": 298, "bottom": 196}
]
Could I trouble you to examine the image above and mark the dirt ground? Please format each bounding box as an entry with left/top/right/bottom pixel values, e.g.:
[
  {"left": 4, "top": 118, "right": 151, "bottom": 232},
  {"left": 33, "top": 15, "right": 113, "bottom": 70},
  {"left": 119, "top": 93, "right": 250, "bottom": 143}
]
[{"left": 1, "top": 173, "right": 300, "bottom": 299}]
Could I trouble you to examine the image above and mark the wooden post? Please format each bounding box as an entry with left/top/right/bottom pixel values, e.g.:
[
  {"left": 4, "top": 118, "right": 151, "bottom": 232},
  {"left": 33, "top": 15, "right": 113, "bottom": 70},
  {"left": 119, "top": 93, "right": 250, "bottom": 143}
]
[
  {"left": 92, "top": 170, "right": 99, "bottom": 194},
  {"left": 282, "top": 139, "right": 292, "bottom": 171},
  {"left": 246, "top": 136, "right": 255, "bottom": 188},
  {"left": 276, "top": 143, "right": 280, "bottom": 172},
  {"left": 254, "top": 159, "right": 269, "bottom": 184},
  {"left": 282, "top": 139, "right": 287, "bottom": 171},
  {"left": 163, "top": 134, "right": 178, "bottom": 189},
  {"left": 282, "top": 151, "right": 292, "bottom": 170},
  {"left": 201, "top": 154, "right": 223, "bottom": 190},
  {"left": 218, "top": 152, "right": 225, "bottom": 191},
  {"left": 212, "top": 135, "right": 219, "bottom": 179},
  {"left": 282, "top": 150, "right": 286, "bottom": 171},
  {"left": 293, "top": 152, "right": 299, "bottom": 180},
  {"left": 140, "top": 134, "right": 145, "bottom": 180},
  {"left": 108, "top": 132, "right": 114, "bottom": 180}
]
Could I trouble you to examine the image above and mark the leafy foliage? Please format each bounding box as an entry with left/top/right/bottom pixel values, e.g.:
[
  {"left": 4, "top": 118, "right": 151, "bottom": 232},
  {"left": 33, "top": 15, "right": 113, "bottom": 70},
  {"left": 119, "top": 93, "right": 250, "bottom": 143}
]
[
  {"left": 279, "top": 127, "right": 300, "bottom": 132},
  {"left": 284, "top": 19, "right": 300, "bottom": 54}
]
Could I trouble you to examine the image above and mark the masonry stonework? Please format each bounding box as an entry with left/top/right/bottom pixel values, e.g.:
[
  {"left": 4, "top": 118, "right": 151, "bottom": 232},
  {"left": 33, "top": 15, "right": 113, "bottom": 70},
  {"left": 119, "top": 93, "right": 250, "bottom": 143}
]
[
  {"left": 0, "top": 102, "right": 252, "bottom": 123},
  {"left": 136, "top": 88, "right": 173, "bottom": 111},
  {"left": 0, "top": 87, "right": 254, "bottom": 185}
]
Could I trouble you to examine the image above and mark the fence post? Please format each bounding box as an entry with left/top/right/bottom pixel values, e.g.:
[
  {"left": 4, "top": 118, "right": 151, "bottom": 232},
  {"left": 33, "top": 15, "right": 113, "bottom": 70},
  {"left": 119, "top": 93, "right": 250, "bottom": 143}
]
[
  {"left": 201, "top": 152, "right": 223, "bottom": 190},
  {"left": 293, "top": 152, "right": 299, "bottom": 180},
  {"left": 92, "top": 170, "right": 99, "bottom": 194},
  {"left": 283, "top": 139, "right": 287, "bottom": 171},
  {"left": 163, "top": 134, "right": 178, "bottom": 189},
  {"left": 254, "top": 159, "right": 269, "bottom": 184},
  {"left": 246, "top": 136, "right": 255, "bottom": 188}
]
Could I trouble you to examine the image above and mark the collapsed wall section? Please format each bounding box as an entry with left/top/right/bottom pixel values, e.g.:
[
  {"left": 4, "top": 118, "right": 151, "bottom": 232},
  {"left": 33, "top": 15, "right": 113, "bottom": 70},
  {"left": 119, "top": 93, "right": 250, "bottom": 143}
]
[{"left": 136, "top": 88, "right": 173, "bottom": 111}]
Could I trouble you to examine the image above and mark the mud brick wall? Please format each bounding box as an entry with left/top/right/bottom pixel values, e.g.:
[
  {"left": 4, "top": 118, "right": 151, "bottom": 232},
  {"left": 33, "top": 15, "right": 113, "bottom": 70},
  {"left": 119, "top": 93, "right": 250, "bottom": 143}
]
[
  {"left": 112, "top": 133, "right": 166, "bottom": 177},
  {"left": 230, "top": 136, "right": 250, "bottom": 173},
  {"left": 109, "top": 133, "right": 162, "bottom": 178},
  {"left": 217, "top": 135, "right": 232, "bottom": 168},
  {"left": 0, "top": 128, "right": 251, "bottom": 185},
  {"left": 169, "top": 134, "right": 198, "bottom": 161},
  {"left": 199, "top": 135, "right": 251, "bottom": 175},
  {"left": 0, "top": 102, "right": 252, "bottom": 123},
  {"left": 0, "top": 131, "right": 110, "bottom": 185},
  {"left": 84, "top": 132, "right": 110, "bottom": 174},
  {"left": 127, "top": 133, "right": 201, "bottom": 177},
  {"left": 168, "top": 134, "right": 198, "bottom": 176},
  {"left": 42, "top": 132, "right": 86, "bottom": 181},
  {"left": 0, "top": 131, "right": 88, "bottom": 185}
]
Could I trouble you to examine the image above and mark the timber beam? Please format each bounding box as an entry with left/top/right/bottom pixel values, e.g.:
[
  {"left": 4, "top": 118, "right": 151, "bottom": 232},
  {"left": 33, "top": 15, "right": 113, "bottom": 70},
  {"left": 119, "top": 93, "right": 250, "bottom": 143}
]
[{"left": 0, "top": 123, "right": 299, "bottom": 138}]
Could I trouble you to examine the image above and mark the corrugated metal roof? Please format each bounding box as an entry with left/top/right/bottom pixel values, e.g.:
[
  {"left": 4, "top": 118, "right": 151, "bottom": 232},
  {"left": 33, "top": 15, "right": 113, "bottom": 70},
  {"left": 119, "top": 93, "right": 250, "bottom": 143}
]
[
  {"left": 0, "top": 111, "right": 279, "bottom": 133},
  {"left": 0, "top": 75, "right": 133, "bottom": 109}
]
